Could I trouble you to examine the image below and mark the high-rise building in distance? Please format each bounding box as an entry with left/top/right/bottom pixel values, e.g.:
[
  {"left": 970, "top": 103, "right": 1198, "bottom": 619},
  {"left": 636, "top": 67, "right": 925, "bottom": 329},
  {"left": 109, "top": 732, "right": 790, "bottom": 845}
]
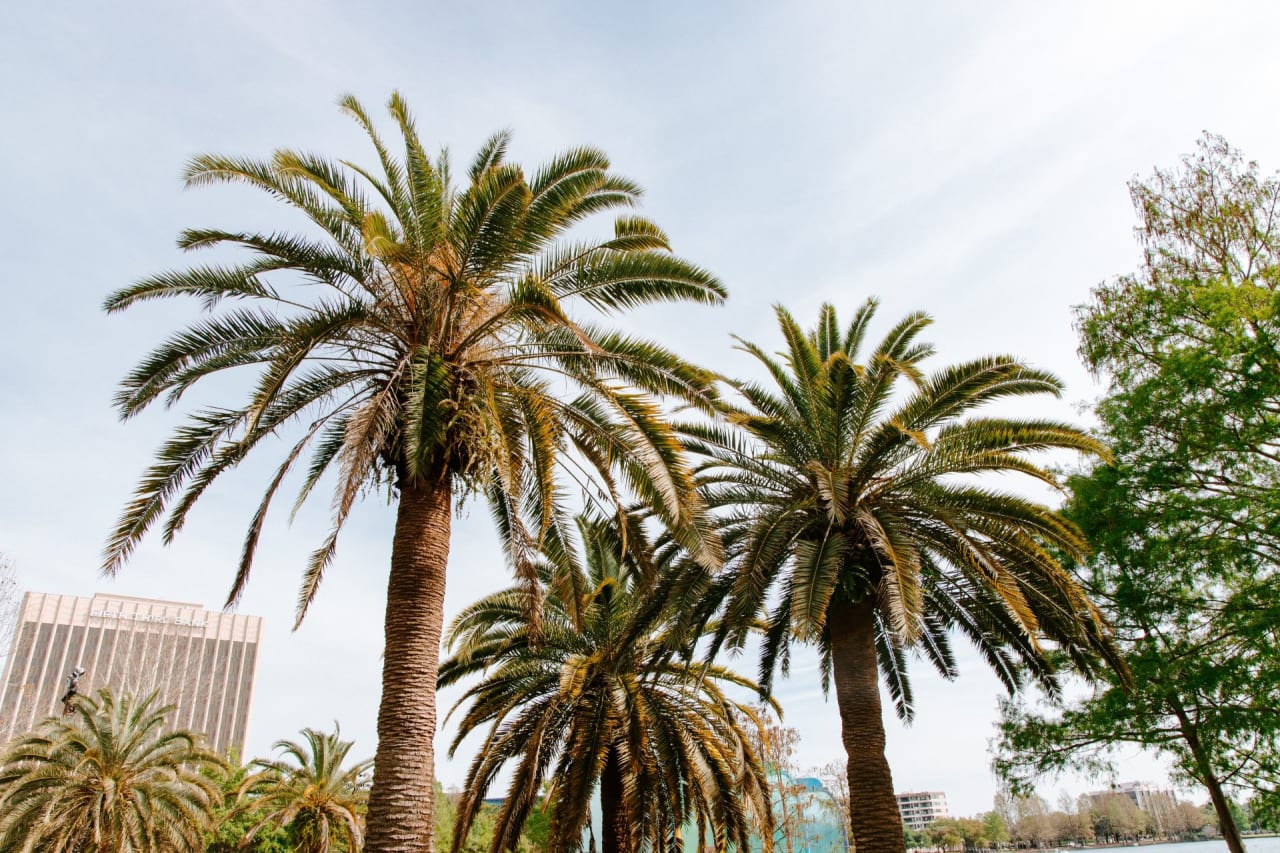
[
  {"left": 0, "top": 591, "right": 263, "bottom": 756},
  {"left": 896, "top": 790, "right": 950, "bottom": 831}
]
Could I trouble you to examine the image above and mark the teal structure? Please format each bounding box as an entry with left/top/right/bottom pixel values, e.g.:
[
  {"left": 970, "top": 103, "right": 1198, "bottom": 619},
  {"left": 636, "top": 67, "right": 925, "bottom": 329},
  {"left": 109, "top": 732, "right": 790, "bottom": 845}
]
[{"left": 675, "top": 769, "right": 849, "bottom": 853}]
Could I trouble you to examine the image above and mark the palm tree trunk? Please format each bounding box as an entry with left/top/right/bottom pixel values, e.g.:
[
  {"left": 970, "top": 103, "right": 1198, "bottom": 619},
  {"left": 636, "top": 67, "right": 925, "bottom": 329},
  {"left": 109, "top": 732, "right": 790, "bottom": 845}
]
[
  {"left": 365, "top": 476, "right": 453, "bottom": 853},
  {"left": 1169, "top": 698, "right": 1246, "bottom": 853},
  {"left": 829, "top": 596, "right": 906, "bottom": 853},
  {"left": 601, "top": 744, "right": 631, "bottom": 853}
]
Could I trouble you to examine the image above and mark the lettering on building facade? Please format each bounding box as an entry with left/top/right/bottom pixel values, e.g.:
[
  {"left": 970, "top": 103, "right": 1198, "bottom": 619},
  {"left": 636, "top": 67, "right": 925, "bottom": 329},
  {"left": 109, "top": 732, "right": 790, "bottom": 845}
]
[{"left": 89, "top": 608, "right": 208, "bottom": 628}]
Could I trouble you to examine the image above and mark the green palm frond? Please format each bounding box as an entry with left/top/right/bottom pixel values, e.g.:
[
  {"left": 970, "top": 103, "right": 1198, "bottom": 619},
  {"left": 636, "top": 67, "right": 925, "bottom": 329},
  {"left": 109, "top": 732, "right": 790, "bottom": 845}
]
[
  {"left": 694, "top": 301, "right": 1124, "bottom": 720},
  {"left": 235, "top": 725, "right": 370, "bottom": 853},
  {"left": 104, "top": 91, "right": 726, "bottom": 625},
  {"left": 0, "top": 689, "right": 224, "bottom": 853},
  {"left": 441, "top": 512, "right": 773, "bottom": 853}
]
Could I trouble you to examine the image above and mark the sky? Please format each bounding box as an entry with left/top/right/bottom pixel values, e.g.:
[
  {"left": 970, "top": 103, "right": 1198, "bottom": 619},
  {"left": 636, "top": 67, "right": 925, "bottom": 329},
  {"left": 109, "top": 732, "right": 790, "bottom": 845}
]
[{"left": 2, "top": 0, "right": 1279, "bottom": 819}]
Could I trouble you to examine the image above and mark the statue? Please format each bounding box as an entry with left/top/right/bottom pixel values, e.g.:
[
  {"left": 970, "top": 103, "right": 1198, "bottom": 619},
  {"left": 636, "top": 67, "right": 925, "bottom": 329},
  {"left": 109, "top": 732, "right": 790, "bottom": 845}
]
[{"left": 59, "top": 665, "right": 85, "bottom": 715}]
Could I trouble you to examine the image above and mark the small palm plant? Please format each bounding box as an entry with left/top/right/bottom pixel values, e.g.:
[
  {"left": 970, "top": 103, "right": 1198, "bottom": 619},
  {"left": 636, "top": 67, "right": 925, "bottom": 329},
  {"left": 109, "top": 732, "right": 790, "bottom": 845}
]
[
  {"left": 439, "top": 513, "right": 773, "bottom": 853},
  {"left": 0, "top": 689, "right": 224, "bottom": 852},
  {"left": 236, "top": 726, "right": 372, "bottom": 853},
  {"left": 683, "top": 301, "right": 1127, "bottom": 853}
]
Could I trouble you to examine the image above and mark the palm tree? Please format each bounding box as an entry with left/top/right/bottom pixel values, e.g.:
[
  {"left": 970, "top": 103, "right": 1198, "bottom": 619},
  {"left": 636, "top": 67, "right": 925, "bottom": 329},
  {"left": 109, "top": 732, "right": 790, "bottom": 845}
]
[
  {"left": 206, "top": 753, "right": 292, "bottom": 852},
  {"left": 237, "top": 725, "right": 372, "bottom": 853},
  {"left": 682, "top": 301, "right": 1127, "bottom": 853},
  {"left": 102, "top": 93, "right": 726, "bottom": 852},
  {"left": 439, "top": 513, "right": 773, "bottom": 853},
  {"left": 0, "top": 689, "right": 223, "bottom": 852}
]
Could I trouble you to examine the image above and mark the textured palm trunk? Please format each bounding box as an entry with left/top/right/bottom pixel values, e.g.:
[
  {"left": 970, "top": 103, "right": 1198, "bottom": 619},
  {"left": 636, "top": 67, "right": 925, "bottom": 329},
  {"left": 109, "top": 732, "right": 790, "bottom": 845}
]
[
  {"left": 365, "top": 476, "right": 452, "bottom": 853},
  {"left": 601, "top": 744, "right": 632, "bottom": 853},
  {"left": 829, "top": 597, "right": 907, "bottom": 853}
]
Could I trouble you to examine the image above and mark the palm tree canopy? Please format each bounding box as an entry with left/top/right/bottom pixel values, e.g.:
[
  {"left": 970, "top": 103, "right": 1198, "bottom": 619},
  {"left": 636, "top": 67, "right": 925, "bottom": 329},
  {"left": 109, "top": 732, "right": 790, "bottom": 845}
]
[
  {"left": 102, "top": 92, "right": 726, "bottom": 624},
  {"left": 439, "top": 512, "right": 774, "bottom": 853},
  {"left": 237, "top": 725, "right": 372, "bottom": 853},
  {"left": 0, "top": 689, "right": 224, "bottom": 853},
  {"left": 684, "top": 300, "right": 1127, "bottom": 719}
]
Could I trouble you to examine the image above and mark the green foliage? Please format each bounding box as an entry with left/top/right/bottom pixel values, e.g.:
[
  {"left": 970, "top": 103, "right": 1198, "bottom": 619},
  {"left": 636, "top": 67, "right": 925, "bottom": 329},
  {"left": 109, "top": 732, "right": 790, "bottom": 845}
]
[
  {"left": 0, "top": 689, "right": 224, "bottom": 852},
  {"left": 981, "top": 811, "right": 1009, "bottom": 847},
  {"left": 683, "top": 300, "right": 1121, "bottom": 713},
  {"left": 434, "top": 788, "right": 518, "bottom": 853},
  {"left": 207, "top": 811, "right": 292, "bottom": 853},
  {"left": 102, "top": 92, "right": 729, "bottom": 848},
  {"left": 922, "top": 813, "right": 1011, "bottom": 851},
  {"left": 995, "top": 135, "right": 1280, "bottom": 829},
  {"left": 102, "top": 91, "right": 726, "bottom": 626},
  {"left": 439, "top": 512, "right": 773, "bottom": 853},
  {"left": 903, "top": 826, "right": 931, "bottom": 850},
  {"left": 234, "top": 726, "right": 371, "bottom": 853}
]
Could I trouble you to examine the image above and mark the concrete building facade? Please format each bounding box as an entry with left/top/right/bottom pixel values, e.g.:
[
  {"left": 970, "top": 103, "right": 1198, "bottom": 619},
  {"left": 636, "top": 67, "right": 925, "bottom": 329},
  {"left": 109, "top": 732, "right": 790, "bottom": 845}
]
[
  {"left": 896, "top": 790, "right": 950, "bottom": 831},
  {"left": 0, "top": 591, "right": 262, "bottom": 756},
  {"left": 1083, "top": 781, "right": 1178, "bottom": 814},
  {"left": 1083, "top": 782, "right": 1181, "bottom": 833}
]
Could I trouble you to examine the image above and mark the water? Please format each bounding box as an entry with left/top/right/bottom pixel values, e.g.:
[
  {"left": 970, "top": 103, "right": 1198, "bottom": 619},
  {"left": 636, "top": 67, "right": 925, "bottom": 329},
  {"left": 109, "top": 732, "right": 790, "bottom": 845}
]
[{"left": 1079, "top": 839, "right": 1280, "bottom": 853}]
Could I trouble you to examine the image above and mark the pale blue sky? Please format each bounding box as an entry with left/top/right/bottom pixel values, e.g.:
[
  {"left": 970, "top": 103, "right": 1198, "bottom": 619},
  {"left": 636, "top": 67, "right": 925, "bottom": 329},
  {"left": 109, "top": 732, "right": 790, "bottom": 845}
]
[{"left": 3, "top": 0, "right": 1278, "bottom": 817}]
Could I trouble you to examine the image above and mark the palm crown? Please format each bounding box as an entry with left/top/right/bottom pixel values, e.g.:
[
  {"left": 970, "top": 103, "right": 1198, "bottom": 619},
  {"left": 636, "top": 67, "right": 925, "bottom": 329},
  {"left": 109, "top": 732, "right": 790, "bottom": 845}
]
[
  {"left": 439, "top": 513, "right": 773, "bottom": 853},
  {"left": 103, "top": 92, "right": 725, "bottom": 622},
  {"left": 0, "top": 689, "right": 224, "bottom": 853},
  {"left": 692, "top": 300, "right": 1123, "bottom": 705},
  {"left": 237, "top": 726, "right": 372, "bottom": 853}
]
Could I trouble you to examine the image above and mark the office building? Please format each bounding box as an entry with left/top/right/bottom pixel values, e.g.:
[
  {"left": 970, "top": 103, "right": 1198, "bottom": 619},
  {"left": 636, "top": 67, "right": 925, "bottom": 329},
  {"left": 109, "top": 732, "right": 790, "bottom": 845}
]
[
  {"left": 896, "top": 790, "right": 950, "bottom": 830},
  {"left": 0, "top": 591, "right": 263, "bottom": 756},
  {"left": 1083, "top": 781, "right": 1178, "bottom": 813},
  {"left": 1083, "top": 782, "right": 1181, "bottom": 832}
]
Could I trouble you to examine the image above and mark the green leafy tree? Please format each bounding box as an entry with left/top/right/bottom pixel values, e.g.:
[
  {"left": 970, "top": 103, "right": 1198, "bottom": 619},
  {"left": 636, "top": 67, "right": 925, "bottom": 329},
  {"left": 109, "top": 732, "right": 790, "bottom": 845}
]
[
  {"left": 102, "top": 93, "right": 726, "bottom": 853},
  {"left": 680, "top": 301, "right": 1124, "bottom": 853},
  {"left": 439, "top": 513, "right": 772, "bottom": 853},
  {"left": 206, "top": 755, "right": 293, "bottom": 853},
  {"left": 434, "top": 789, "right": 514, "bottom": 853},
  {"left": 903, "top": 826, "right": 931, "bottom": 850},
  {"left": 994, "top": 135, "right": 1280, "bottom": 853},
  {"left": 0, "top": 689, "right": 223, "bottom": 852},
  {"left": 235, "top": 726, "right": 371, "bottom": 853},
  {"left": 981, "top": 811, "right": 1010, "bottom": 848}
]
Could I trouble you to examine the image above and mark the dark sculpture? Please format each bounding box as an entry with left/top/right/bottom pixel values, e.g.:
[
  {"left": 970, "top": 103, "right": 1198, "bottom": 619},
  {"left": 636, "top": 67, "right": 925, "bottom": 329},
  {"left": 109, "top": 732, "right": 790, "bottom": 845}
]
[{"left": 59, "top": 665, "right": 85, "bottom": 715}]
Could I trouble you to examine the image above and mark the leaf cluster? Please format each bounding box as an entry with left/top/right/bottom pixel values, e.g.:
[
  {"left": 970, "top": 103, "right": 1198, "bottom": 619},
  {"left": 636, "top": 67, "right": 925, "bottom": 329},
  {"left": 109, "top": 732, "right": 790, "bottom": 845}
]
[
  {"left": 0, "top": 689, "right": 224, "bottom": 853},
  {"left": 677, "top": 301, "right": 1123, "bottom": 719},
  {"left": 996, "top": 133, "right": 1280, "bottom": 816},
  {"left": 230, "top": 725, "right": 371, "bottom": 853},
  {"left": 439, "top": 511, "right": 774, "bottom": 853},
  {"left": 103, "top": 93, "right": 727, "bottom": 628}
]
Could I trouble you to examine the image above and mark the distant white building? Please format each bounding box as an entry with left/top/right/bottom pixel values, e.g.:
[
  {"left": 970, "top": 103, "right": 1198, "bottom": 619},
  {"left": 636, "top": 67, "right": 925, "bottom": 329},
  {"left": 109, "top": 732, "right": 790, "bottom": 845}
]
[
  {"left": 896, "top": 791, "right": 949, "bottom": 831},
  {"left": 1083, "top": 781, "right": 1177, "bottom": 814}
]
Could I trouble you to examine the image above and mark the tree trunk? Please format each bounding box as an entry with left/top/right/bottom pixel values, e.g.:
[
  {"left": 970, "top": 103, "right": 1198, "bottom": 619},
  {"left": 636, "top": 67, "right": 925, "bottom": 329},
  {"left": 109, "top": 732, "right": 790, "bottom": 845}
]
[
  {"left": 829, "top": 596, "right": 906, "bottom": 853},
  {"left": 365, "top": 476, "right": 452, "bottom": 853},
  {"left": 601, "top": 744, "right": 631, "bottom": 853},
  {"left": 1169, "top": 698, "right": 1246, "bottom": 853}
]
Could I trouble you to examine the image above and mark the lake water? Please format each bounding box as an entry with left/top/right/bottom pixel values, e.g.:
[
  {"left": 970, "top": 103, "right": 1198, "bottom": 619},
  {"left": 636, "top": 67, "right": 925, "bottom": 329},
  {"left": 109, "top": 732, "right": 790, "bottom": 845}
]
[{"left": 1075, "top": 839, "right": 1280, "bottom": 853}]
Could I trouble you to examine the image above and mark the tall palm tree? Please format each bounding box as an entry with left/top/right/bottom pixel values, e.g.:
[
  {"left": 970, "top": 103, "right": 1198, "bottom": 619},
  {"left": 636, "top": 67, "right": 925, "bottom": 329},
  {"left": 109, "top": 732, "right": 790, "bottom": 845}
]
[
  {"left": 0, "top": 689, "right": 223, "bottom": 852},
  {"left": 439, "top": 513, "right": 773, "bottom": 853},
  {"left": 237, "top": 725, "right": 372, "bottom": 853},
  {"left": 682, "top": 301, "right": 1127, "bottom": 853},
  {"left": 102, "top": 93, "right": 726, "bottom": 852}
]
